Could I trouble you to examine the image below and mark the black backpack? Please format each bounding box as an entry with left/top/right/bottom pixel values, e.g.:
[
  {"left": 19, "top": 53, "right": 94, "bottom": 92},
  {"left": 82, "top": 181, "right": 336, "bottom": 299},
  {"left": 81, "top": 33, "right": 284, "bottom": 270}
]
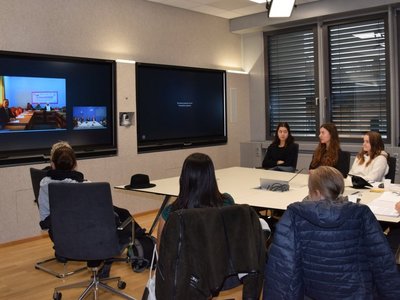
[{"left": 128, "top": 223, "right": 157, "bottom": 273}]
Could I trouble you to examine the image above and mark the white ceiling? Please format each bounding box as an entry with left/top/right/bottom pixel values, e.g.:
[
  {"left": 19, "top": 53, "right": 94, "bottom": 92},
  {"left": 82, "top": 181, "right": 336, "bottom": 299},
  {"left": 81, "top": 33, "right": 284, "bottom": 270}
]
[{"left": 146, "top": 0, "right": 319, "bottom": 19}]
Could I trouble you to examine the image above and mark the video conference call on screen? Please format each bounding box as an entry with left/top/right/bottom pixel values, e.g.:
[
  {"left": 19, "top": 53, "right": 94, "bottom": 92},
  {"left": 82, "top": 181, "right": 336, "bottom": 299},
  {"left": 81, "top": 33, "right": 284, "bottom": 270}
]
[
  {"left": 0, "top": 52, "right": 227, "bottom": 165},
  {"left": 0, "top": 76, "right": 107, "bottom": 132},
  {"left": 0, "top": 51, "right": 116, "bottom": 165}
]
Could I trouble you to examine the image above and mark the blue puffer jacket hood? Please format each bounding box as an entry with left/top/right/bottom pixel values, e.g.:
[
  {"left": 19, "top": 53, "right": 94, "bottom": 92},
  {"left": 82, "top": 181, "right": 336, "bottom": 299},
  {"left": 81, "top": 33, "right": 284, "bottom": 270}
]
[{"left": 289, "top": 198, "right": 356, "bottom": 228}]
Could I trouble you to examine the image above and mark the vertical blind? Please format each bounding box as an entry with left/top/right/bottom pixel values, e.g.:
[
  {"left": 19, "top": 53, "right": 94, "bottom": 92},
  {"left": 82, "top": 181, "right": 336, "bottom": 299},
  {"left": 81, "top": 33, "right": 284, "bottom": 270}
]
[
  {"left": 266, "top": 28, "right": 317, "bottom": 137},
  {"left": 328, "top": 18, "right": 388, "bottom": 139}
]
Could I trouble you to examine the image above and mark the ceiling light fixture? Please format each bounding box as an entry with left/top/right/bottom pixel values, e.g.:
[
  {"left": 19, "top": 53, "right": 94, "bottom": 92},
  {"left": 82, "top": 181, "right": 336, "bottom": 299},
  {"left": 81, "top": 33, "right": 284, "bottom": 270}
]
[
  {"left": 266, "top": 0, "right": 295, "bottom": 18},
  {"left": 116, "top": 59, "right": 136, "bottom": 64}
]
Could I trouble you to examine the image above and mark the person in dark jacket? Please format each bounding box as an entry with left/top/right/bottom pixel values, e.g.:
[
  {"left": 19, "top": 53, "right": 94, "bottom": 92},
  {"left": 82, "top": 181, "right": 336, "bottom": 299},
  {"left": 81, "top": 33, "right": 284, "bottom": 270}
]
[
  {"left": 156, "top": 152, "right": 237, "bottom": 292},
  {"left": 264, "top": 166, "right": 400, "bottom": 300},
  {"left": 262, "top": 122, "right": 298, "bottom": 172},
  {"left": 157, "top": 152, "right": 234, "bottom": 243}
]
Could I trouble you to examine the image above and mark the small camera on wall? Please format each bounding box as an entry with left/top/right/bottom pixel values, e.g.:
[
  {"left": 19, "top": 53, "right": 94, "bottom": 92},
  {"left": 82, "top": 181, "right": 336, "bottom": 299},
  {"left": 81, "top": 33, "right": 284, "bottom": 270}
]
[{"left": 119, "top": 112, "right": 134, "bottom": 127}]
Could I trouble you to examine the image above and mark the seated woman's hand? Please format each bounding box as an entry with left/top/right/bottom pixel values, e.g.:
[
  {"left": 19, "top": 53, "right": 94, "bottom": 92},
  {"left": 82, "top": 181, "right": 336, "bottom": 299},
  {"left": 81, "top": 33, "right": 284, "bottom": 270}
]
[{"left": 395, "top": 201, "right": 400, "bottom": 213}]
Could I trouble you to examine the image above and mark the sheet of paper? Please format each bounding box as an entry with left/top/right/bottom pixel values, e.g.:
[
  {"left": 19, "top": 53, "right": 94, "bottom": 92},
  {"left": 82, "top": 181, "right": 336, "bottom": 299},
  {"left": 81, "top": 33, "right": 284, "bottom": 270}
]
[
  {"left": 367, "top": 192, "right": 400, "bottom": 217},
  {"left": 348, "top": 194, "right": 358, "bottom": 203}
]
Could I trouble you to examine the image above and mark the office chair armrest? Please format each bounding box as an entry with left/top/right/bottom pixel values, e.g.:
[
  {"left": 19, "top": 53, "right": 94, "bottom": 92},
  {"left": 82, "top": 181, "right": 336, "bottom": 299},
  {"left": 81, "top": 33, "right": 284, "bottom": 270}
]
[
  {"left": 259, "top": 218, "right": 272, "bottom": 242},
  {"left": 117, "top": 216, "right": 133, "bottom": 231}
]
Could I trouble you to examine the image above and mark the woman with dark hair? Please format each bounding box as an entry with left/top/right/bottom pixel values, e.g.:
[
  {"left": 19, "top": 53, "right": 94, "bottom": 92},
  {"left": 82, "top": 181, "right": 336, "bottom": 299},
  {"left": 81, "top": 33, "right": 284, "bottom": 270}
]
[
  {"left": 264, "top": 166, "right": 400, "bottom": 299},
  {"left": 262, "top": 122, "right": 298, "bottom": 172},
  {"left": 157, "top": 152, "right": 234, "bottom": 240},
  {"left": 309, "top": 123, "right": 348, "bottom": 177},
  {"left": 349, "top": 131, "right": 389, "bottom": 182}
]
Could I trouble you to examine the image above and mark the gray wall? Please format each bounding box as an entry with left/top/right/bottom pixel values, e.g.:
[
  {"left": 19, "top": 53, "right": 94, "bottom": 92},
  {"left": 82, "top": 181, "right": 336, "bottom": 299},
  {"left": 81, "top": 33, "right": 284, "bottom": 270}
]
[{"left": 0, "top": 0, "right": 251, "bottom": 243}]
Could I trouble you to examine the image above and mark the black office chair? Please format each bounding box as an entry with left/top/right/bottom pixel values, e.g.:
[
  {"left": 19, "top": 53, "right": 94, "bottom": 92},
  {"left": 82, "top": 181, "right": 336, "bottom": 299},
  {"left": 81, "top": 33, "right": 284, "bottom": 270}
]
[
  {"left": 341, "top": 150, "right": 351, "bottom": 178},
  {"left": 30, "top": 167, "right": 47, "bottom": 206},
  {"left": 30, "top": 167, "right": 86, "bottom": 278},
  {"left": 49, "top": 182, "right": 135, "bottom": 300},
  {"left": 292, "top": 142, "right": 300, "bottom": 172},
  {"left": 385, "top": 156, "right": 397, "bottom": 183},
  {"left": 156, "top": 204, "right": 266, "bottom": 300}
]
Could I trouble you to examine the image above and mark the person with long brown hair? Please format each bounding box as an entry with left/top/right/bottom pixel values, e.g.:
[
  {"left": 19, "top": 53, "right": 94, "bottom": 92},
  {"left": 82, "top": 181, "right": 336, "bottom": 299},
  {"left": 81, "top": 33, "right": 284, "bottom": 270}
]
[
  {"left": 309, "top": 123, "right": 348, "bottom": 177},
  {"left": 349, "top": 131, "right": 389, "bottom": 182},
  {"left": 262, "top": 122, "right": 298, "bottom": 172}
]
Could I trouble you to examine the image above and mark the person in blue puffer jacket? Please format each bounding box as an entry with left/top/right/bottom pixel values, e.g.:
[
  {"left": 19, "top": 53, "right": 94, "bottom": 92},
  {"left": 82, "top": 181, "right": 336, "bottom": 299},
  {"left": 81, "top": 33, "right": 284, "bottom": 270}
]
[{"left": 264, "top": 166, "right": 400, "bottom": 300}]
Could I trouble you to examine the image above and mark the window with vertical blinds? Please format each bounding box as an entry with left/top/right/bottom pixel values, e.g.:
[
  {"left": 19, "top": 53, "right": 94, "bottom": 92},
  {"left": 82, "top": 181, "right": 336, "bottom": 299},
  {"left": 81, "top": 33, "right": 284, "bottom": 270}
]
[
  {"left": 328, "top": 18, "right": 388, "bottom": 139},
  {"left": 266, "top": 28, "right": 318, "bottom": 138}
]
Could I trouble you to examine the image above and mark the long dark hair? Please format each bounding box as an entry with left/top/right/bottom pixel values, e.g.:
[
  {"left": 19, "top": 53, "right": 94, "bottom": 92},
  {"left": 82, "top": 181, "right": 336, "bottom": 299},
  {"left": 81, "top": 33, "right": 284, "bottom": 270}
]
[
  {"left": 271, "top": 122, "right": 294, "bottom": 147},
  {"left": 171, "top": 153, "right": 223, "bottom": 211},
  {"left": 310, "top": 123, "right": 340, "bottom": 168}
]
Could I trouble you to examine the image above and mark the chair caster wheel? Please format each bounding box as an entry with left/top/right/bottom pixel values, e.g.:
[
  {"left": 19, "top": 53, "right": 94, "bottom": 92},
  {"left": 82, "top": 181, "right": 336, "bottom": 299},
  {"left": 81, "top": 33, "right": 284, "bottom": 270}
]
[
  {"left": 53, "top": 291, "right": 62, "bottom": 300},
  {"left": 118, "top": 280, "right": 126, "bottom": 290},
  {"left": 132, "top": 262, "right": 146, "bottom": 273}
]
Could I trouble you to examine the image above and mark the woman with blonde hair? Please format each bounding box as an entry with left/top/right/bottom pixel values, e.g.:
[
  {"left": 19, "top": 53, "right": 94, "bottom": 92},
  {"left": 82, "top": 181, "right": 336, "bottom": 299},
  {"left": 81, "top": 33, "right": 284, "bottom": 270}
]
[
  {"left": 264, "top": 166, "right": 400, "bottom": 299},
  {"left": 349, "top": 131, "right": 389, "bottom": 182},
  {"left": 309, "top": 123, "right": 348, "bottom": 177}
]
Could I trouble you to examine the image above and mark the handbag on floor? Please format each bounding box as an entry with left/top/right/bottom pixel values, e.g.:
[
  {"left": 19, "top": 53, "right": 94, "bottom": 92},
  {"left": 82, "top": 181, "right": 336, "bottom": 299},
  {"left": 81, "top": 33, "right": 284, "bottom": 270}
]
[{"left": 142, "top": 243, "right": 158, "bottom": 300}]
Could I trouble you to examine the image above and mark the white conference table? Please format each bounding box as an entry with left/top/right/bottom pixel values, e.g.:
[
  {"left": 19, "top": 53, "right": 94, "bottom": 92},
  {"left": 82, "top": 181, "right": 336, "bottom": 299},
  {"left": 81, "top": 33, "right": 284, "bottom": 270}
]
[{"left": 115, "top": 167, "right": 399, "bottom": 233}]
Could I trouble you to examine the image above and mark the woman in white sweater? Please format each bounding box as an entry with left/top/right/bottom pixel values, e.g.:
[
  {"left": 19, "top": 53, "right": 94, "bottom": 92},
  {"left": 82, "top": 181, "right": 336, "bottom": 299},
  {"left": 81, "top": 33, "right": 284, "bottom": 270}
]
[{"left": 349, "top": 131, "right": 389, "bottom": 182}]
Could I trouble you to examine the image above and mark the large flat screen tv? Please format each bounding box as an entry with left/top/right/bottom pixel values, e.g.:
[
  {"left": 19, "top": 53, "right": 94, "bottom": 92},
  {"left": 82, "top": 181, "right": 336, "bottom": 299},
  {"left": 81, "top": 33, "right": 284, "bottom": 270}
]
[
  {"left": 0, "top": 51, "right": 116, "bottom": 166},
  {"left": 136, "top": 63, "right": 227, "bottom": 152}
]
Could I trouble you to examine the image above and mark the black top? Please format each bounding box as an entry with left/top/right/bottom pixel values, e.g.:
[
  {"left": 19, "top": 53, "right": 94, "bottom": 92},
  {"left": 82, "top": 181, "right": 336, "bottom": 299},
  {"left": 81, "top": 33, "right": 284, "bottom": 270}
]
[
  {"left": 309, "top": 149, "right": 350, "bottom": 178},
  {"left": 262, "top": 142, "right": 299, "bottom": 169}
]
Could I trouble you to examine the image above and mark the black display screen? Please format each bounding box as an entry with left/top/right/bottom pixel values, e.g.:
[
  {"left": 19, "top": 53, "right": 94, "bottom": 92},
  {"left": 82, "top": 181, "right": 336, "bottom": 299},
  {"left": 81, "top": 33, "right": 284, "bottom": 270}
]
[{"left": 136, "top": 63, "right": 227, "bottom": 152}]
